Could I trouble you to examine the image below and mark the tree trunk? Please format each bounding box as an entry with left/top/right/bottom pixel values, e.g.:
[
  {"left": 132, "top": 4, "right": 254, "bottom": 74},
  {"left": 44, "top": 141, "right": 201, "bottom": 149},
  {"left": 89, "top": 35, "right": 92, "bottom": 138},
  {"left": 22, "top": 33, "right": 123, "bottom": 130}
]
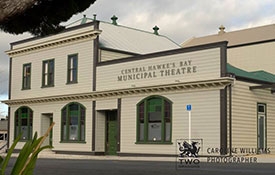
[{"left": 0, "top": 0, "right": 37, "bottom": 23}]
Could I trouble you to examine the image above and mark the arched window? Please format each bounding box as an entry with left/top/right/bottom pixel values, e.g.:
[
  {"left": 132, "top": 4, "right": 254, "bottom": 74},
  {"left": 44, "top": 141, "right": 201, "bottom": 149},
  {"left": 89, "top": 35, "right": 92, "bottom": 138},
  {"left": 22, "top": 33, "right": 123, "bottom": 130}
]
[
  {"left": 14, "top": 106, "right": 33, "bottom": 140},
  {"left": 61, "top": 102, "right": 85, "bottom": 142},
  {"left": 137, "top": 96, "right": 172, "bottom": 143}
]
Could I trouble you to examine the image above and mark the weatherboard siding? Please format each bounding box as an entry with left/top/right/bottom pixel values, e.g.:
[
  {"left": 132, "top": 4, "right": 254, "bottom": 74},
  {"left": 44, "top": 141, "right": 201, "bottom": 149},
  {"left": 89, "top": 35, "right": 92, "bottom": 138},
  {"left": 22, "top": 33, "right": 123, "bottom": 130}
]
[
  {"left": 100, "top": 49, "right": 133, "bottom": 62},
  {"left": 40, "top": 114, "right": 51, "bottom": 146},
  {"left": 231, "top": 81, "right": 275, "bottom": 154},
  {"left": 11, "top": 39, "right": 94, "bottom": 100},
  {"left": 120, "top": 89, "right": 220, "bottom": 155},
  {"left": 228, "top": 42, "right": 275, "bottom": 74},
  {"left": 97, "top": 48, "right": 221, "bottom": 91},
  {"left": 96, "top": 98, "right": 117, "bottom": 110},
  {"left": 95, "top": 111, "right": 106, "bottom": 152}
]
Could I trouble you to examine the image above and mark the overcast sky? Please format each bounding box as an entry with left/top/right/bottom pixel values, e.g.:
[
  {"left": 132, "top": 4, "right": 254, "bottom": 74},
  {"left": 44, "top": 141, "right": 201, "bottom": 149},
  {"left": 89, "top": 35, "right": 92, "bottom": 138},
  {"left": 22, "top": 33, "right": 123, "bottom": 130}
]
[{"left": 1, "top": 0, "right": 275, "bottom": 115}]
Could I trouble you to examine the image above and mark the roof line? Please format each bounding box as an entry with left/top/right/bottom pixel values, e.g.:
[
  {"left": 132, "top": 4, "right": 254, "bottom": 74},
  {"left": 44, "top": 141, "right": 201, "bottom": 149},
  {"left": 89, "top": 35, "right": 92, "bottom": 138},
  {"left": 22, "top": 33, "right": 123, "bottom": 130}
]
[
  {"left": 193, "top": 23, "right": 275, "bottom": 41},
  {"left": 228, "top": 38, "right": 275, "bottom": 49},
  {"left": 10, "top": 21, "right": 97, "bottom": 46},
  {"left": 226, "top": 23, "right": 275, "bottom": 35},
  {"left": 66, "top": 15, "right": 179, "bottom": 45},
  {"left": 99, "top": 20, "right": 180, "bottom": 46},
  {"left": 65, "top": 16, "right": 95, "bottom": 27}
]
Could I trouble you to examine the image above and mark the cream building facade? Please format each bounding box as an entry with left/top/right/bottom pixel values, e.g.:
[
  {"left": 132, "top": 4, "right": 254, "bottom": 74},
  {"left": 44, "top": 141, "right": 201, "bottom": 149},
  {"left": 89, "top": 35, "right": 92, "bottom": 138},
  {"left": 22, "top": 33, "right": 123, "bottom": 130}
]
[
  {"left": 3, "top": 18, "right": 275, "bottom": 156},
  {"left": 183, "top": 24, "right": 275, "bottom": 155}
]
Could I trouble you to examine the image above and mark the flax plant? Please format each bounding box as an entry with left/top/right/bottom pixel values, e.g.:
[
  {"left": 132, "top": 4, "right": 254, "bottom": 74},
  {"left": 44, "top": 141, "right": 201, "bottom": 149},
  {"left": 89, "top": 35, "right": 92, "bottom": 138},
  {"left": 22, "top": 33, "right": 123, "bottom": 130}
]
[{"left": 0, "top": 122, "right": 55, "bottom": 175}]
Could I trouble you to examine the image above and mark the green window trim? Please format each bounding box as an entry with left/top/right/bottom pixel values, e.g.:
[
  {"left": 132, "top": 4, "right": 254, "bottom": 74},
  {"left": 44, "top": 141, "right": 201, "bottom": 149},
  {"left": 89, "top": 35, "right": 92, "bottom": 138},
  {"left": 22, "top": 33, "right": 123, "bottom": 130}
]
[
  {"left": 59, "top": 141, "right": 86, "bottom": 144},
  {"left": 61, "top": 102, "right": 86, "bottom": 142},
  {"left": 42, "top": 59, "right": 55, "bottom": 87},
  {"left": 22, "top": 63, "right": 31, "bottom": 90},
  {"left": 14, "top": 106, "right": 33, "bottom": 141},
  {"left": 67, "top": 54, "right": 78, "bottom": 84},
  {"left": 135, "top": 141, "right": 173, "bottom": 144},
  {"left": 136, "top": 95, "right": 172, "bottom": 144}
]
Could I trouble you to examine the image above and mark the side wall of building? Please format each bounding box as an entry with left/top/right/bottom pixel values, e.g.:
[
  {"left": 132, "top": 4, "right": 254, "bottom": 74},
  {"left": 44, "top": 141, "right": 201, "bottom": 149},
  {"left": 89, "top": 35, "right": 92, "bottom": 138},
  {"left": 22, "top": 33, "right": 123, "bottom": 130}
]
[
  {"left": 230, "top": 81, "right": 275, "bottom": 154},
  {"left": 228, "top": 42, "right": 275, "bottom": 74}
]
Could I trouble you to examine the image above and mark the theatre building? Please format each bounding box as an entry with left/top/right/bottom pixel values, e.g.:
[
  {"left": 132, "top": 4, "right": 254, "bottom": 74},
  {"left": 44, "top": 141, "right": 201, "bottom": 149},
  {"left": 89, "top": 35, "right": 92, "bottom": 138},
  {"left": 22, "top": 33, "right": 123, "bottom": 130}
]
[{"left": 3, "top": 16, "right": 275, "bottom": 156}]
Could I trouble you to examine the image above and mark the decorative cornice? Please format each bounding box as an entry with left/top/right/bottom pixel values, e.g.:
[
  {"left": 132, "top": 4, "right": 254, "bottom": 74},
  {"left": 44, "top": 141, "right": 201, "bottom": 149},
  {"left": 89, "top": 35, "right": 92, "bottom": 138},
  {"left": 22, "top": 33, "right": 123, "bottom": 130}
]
[
  {"left": 6, "top": 30, "right": 102, "bottom": 57},
  {"left": 2, "top": 78, "right": 234, "bottom": 105}
]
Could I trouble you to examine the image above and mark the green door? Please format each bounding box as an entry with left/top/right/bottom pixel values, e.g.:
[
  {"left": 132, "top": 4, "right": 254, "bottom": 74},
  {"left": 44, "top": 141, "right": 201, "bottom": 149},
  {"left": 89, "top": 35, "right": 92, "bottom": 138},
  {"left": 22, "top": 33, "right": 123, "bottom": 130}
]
[
  {"left": 106, "top": 111, "right": 117, "bottom": 155},
  {"left": 258, "top": 115, "right": 265, "bottom": 150}
]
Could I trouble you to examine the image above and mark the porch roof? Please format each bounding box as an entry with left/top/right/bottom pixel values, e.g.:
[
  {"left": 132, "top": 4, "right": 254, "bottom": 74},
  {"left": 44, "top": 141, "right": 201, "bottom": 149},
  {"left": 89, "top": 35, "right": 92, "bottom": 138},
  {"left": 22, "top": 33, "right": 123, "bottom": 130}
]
[
  {"left": 227, "top": 64, "right": 275, "bottom": 84},
  {"left": 2, "top": 77, "right": 234, "bottom": 105},
  {"left": 227, "top": 64, "right": 275, "bottom": 93}
]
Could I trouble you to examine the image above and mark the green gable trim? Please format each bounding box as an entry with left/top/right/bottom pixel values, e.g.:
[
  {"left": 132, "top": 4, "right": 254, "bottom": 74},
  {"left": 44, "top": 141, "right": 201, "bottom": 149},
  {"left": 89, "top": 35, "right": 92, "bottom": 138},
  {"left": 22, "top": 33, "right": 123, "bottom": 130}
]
[{"left": 227, "top": 64, "right": 275, "bottom": 84}]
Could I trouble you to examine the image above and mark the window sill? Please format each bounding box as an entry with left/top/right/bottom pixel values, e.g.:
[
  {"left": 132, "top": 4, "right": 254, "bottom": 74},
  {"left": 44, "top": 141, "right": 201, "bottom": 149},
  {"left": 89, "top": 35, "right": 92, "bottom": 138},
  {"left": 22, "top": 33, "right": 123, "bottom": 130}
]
[
  {"left": 21, "top": 88, "right": 31, "bottom": 91},
  {"left": 17, "top": 139, "right": 30, "bottom": 142},
  {"left": 41, "top": 85, "right": 54, "bottom": 88},
  {"left": 60, "top": 141, "right": 86, "bottom": 144},
  {"left": 135, "top": 141, "right": 173, "bottom": 145},
  {"left": 66, "top": 81, "right": 78, "bottom": 85}
]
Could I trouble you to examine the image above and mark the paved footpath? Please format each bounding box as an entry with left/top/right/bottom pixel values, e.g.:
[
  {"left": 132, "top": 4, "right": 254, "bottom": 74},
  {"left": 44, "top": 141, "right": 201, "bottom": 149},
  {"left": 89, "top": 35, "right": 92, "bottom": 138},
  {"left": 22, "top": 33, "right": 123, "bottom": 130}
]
[
  {"left": 1, "top": 152, "right": 275, "bottom": 175},
  {"left": 2, "top": 151, "right": 275, "bottom": 163},
  {"left": 38, "top": 152, "right": 275, "bottom": 163}
]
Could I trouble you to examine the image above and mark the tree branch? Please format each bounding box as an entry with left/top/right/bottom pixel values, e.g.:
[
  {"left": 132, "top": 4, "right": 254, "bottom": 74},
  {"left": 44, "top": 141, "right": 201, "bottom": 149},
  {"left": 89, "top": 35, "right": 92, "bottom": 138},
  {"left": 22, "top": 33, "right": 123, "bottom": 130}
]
[
  {"left": 0, "top": 0, "right": 39, "bottom": 22},
  {"left": 0, "top": 0, "right": 96, "bottom": 36}
]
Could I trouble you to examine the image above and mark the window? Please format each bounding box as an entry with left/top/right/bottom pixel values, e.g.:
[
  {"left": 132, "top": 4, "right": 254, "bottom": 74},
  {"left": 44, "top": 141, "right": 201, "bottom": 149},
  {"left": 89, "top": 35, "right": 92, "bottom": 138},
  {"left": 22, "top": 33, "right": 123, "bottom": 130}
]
[
  {"left": 0, "top": 133, "right": 7, "bottom": 141},
  {"left": 137, "top": 96, "right": 172, "bottom": 143},
  {"left": 67, "top": 54, "right": 78, "bottom": 84},
  {"left": 14, "top": 106, "right": 33, "bottom": 140},
  {"left": 22, "top": 63, "right": 31, "bottom": 89},
  {"left": 61, "top": 102, "right": 85, "bottom": 142},
  {"left": 258, "top": 104, "right": 265, "bottom": 113},
  {"left": 42, "top": 59, "right": 54, "bottom": 87}
]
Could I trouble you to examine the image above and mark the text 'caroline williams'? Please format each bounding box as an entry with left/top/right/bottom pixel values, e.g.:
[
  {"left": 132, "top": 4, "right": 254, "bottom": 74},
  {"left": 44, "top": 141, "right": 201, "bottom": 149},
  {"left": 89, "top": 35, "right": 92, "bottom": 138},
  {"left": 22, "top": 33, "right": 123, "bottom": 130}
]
[{"left": 117, "top": 60, "right": 197, "bottom": 81}]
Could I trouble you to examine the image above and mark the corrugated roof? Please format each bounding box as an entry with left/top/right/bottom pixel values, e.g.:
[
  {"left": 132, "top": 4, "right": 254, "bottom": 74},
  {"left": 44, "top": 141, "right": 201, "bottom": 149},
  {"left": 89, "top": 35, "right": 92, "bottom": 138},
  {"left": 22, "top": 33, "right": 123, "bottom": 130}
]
[
  {"left": 67, "top": 15, "right": 181, "bottom": 54},
  {"left": 99, "top": 21, "right": 181, "bottom": 54},
  {"left": 182, "top": 24, "right": 275, "bottom": 47},
  {"left": 227, "top": 64, "right": 275, "bottom": 83}
]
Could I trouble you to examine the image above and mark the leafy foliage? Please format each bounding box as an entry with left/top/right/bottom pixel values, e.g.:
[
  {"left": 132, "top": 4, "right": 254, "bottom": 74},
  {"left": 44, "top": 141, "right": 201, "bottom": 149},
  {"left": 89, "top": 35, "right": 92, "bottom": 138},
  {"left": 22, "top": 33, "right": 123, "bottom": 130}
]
[
  {"left": 0, "top": 122, "right": 55, "bottom": 175},
  {"left": 0, "top": 0, "right": 96, "bottom": 36}
]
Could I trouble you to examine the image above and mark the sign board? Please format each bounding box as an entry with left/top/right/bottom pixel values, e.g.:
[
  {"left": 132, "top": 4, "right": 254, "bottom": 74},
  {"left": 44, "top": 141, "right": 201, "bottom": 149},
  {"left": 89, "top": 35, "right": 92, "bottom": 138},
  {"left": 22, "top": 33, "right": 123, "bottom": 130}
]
[{"left": 186, "top": 104, "right": 192, "bottom": 111}]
